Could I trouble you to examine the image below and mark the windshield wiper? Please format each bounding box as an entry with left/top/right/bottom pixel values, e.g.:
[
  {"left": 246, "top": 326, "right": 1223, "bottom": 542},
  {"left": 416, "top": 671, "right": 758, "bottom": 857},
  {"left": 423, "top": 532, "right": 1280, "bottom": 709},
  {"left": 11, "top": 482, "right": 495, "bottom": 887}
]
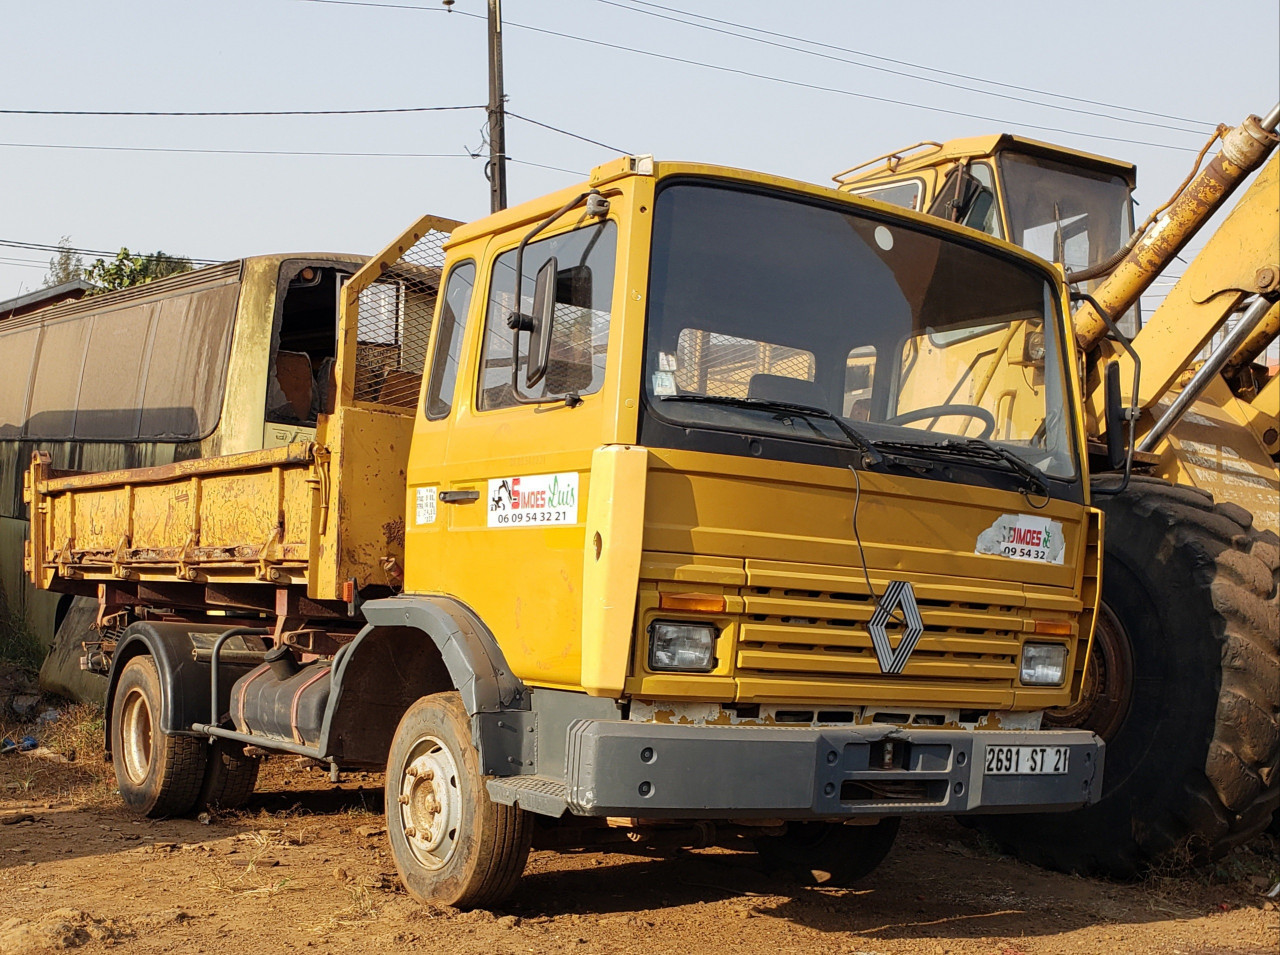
[
  {"left": 658, "top": 393, "right": 884, "bottom": 467},
  {"left": 874, "top": 436, "right": 1050, "bottom": 497}
]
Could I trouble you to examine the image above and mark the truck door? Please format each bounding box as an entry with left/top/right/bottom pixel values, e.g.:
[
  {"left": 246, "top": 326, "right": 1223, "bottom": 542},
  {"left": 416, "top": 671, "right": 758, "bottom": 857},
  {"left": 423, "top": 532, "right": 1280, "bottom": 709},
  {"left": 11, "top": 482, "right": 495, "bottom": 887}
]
[{"left": 406, "top": 217, "right": 620, "bottom": 689}]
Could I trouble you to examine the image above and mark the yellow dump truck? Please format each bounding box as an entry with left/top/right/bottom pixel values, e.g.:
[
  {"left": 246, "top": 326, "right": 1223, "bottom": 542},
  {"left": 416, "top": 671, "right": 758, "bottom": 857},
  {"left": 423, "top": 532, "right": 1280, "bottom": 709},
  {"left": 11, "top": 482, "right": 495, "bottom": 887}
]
[{"left": 28, "top": 157, "right": 1108, "bottom": 907}]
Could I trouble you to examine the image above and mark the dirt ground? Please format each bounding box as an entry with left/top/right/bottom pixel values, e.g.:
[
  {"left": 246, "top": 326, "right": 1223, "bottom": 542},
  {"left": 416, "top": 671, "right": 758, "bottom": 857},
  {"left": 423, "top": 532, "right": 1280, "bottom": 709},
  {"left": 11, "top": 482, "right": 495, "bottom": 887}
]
[{"left": 1, "top": 711, "right": 1276, "bottom": 955}]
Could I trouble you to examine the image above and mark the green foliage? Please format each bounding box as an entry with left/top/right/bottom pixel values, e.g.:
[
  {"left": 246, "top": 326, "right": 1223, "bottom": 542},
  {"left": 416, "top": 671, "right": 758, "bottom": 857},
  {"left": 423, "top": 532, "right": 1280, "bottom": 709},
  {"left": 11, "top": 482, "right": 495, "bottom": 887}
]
[
  {"left": 85, "top": 247, "right": 193, "bottom": 293},
  {"left": 42, "top": 236, "right": 84, "bottom": 288},
  {"left": 0, "top": 585, "right": 44, "bottom": 674}
]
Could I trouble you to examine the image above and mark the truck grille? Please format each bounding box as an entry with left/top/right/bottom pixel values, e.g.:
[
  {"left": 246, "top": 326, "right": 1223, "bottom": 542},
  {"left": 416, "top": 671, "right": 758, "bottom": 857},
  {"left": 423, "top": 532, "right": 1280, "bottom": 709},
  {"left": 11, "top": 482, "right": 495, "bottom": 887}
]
[{"left": 736, "top": 586, "right": 1027, "bottom": 684}]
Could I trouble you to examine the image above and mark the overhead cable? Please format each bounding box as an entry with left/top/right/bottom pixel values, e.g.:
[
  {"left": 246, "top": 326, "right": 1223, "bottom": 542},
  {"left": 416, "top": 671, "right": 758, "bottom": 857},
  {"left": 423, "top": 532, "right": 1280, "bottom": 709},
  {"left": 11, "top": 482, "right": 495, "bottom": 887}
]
[
  {"left": 614, "top": 0, "right": 1214, "bottom": 129},
  {"left": 0, "top": 105, "right": 485, "bottom": 117},
  {"left": 287, "top": 0, "right": 1205, "bottom": 152},
  {"left": 0, "top": 141, "right": 583, "bottom": 175}
]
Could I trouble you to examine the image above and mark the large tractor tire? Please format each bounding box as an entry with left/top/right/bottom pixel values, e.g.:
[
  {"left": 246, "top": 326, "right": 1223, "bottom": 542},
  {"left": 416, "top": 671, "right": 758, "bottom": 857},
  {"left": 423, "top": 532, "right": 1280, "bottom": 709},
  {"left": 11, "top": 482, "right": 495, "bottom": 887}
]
[{"left": 976, "top": 476, "right": 1279, "bottom": 876}]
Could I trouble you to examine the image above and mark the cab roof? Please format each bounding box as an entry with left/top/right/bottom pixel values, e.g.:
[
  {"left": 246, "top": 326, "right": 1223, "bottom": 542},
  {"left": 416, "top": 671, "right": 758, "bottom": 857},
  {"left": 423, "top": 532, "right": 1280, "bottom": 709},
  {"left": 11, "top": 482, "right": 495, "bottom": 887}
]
[{"left": 833, "top": 134, "right": 1137, "bottom": 190}]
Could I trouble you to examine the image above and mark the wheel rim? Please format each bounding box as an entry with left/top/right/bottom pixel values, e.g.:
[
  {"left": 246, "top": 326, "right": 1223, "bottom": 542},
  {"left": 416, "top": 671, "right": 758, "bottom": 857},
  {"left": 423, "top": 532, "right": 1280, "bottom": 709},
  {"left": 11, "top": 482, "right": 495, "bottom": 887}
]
[
  {"left": 396, "top": 734, "right": 462, "bottom": 870},
  {"left": 119, "top": 687, "right": 154, "bottom": 784},
  {"left": 1043, "top": 600, "right": 1133, "bottom": 741}
]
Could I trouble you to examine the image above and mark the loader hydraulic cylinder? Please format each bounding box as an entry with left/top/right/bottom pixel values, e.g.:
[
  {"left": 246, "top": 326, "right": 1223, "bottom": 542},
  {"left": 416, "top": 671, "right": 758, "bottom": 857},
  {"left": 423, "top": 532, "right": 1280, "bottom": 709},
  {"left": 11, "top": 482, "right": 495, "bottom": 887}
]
[{"left": 1074, "top": 107, "right": 1279, "bottom": 350}]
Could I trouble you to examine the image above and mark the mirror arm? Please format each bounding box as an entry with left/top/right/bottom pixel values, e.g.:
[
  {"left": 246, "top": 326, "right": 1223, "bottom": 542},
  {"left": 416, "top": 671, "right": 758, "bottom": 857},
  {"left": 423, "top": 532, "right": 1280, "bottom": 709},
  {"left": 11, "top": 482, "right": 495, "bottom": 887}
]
[{"left": 505, "top": 188, "right": 601, "bottom": 406}]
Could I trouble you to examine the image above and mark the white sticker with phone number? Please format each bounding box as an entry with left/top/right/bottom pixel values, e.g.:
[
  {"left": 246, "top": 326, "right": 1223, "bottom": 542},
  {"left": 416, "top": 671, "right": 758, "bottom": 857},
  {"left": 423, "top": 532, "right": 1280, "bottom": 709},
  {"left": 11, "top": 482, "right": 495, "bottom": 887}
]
[
  {"left": 487, "top": 473, "right": 579, "bottom": 527},
  {"left": 976, "top": 513, "right": 1065, "bottom": 565}
]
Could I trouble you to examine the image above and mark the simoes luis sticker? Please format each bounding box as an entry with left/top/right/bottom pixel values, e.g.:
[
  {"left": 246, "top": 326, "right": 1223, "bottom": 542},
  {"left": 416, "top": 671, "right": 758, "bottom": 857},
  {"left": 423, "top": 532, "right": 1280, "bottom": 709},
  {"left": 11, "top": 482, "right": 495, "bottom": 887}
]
[
  {"left": 488, "top": 472, "right": 579, "bottom": 527},
  {"left": 976, "top": 513, "right": 1065, "bottom": 565}
]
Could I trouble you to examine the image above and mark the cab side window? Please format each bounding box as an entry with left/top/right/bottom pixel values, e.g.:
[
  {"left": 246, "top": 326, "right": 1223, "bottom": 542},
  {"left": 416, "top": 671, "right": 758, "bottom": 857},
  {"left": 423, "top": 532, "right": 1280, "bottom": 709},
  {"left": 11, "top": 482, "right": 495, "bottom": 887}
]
[
  {"left": 425, "top": 261, "right": 476, "bottom": 419},
  {"left": 852, "top": 179, "right": 923, "bottom": 212},
  {"left": 477, "top": 221, "right": 617, "bottom": 410}
]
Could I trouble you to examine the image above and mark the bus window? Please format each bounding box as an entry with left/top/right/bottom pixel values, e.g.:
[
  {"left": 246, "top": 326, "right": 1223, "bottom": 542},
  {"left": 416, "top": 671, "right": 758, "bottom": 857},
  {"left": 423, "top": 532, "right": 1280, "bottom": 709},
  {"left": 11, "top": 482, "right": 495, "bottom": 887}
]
[{"left": 267, "top": 264, "right": 350, "bottom": 426}]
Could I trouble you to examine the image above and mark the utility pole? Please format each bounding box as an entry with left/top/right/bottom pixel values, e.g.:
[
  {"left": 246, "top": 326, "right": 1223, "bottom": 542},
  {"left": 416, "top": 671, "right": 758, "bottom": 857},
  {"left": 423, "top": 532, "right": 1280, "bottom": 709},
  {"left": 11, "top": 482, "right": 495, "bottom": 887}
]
[{"left": 486, "top": 0, "right": 508, "bottom": 213}]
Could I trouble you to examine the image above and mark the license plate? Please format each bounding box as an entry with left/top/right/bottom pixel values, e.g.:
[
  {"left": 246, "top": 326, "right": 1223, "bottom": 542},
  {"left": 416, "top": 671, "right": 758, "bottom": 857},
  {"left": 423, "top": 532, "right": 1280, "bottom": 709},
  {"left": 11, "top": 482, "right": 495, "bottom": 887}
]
[{"left": 983, "top": 745, "right": 1070, "bottom": 775}]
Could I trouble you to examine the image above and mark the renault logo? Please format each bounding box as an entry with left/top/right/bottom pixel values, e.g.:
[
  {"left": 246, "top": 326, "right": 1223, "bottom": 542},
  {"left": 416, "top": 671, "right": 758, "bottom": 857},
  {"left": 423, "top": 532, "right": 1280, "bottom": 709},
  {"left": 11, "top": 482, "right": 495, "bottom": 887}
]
[{"left": 868, "top": 580, "right": 924, "bottom": 674}]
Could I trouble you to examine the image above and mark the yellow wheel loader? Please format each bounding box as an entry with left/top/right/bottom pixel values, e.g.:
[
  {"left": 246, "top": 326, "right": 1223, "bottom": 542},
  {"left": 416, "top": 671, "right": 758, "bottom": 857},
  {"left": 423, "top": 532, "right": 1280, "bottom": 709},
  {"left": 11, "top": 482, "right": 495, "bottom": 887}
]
[{"left": 834, "top": 105, "right": 1280, "bottom": 875}]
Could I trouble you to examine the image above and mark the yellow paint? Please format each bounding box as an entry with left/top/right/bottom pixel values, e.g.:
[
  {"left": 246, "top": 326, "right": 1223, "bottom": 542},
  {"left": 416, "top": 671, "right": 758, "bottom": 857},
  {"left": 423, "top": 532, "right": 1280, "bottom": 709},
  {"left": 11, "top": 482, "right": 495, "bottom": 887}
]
[{"left": 580, "top": 445, "right": 649, "bottom": 696}]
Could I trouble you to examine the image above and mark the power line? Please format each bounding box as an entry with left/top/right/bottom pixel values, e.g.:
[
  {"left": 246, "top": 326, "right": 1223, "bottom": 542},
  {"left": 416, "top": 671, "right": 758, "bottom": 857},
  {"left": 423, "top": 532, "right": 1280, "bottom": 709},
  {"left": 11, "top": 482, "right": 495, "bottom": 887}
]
[
  {"left": 484, "top": 13, "right": 1201, "bottom": 154},
  {"left": 596, "top": 0, "right": 1209, "bottom": 136},
  {"left": 0, "top": 141, "right": 583, "bottom": 175},
  {"left": 0, "top": 239, "right": 219, "bottom": 265},
  {"left": 288, "top": 0, "right": 450, "bottom": 9},
  {"left": 287, "top": 0, "right": 1204, "bottom": 153},
  {"left": 0, "top": 104, "right": 484, "bottom": 117},
  {"left": 614, "top": 0, "right": 1214, "bottom": 130},
  {"left": 507, "top": 113, "right": 631, "bottom": 154}
]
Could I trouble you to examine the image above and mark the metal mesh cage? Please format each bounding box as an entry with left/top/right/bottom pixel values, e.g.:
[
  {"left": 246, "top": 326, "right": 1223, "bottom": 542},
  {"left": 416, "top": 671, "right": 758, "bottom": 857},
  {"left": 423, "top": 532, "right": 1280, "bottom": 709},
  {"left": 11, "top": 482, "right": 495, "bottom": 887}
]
[
  {"left": 674, "top": 330, "right": 815, "bottom": 398},
  {"left": 352, "top": 228, "right": 450, "bottom": 408}
]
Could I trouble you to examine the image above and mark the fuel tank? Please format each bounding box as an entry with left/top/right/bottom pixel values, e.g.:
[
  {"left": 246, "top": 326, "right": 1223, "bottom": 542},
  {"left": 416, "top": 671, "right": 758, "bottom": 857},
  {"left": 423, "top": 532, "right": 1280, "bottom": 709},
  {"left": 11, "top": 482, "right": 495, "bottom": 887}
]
[{"left": 231, "top": 646, "right": 331, "bottom": 747}]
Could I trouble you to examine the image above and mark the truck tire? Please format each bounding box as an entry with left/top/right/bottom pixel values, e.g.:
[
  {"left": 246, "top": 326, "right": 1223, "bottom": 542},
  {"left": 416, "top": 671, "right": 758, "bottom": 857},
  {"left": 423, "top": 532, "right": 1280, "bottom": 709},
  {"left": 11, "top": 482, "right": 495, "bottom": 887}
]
[
  {"left": 111, "top": 655, "right": 208, "bottom": 818},
  {"left": 976, "top": 476, "right": 1280, "bottom": 876},
  {"left": 756, "top": 818, "right": 899, "bottom": 885},
  {"left": 385, "top": 691, "right": 532, "bottom": 909},
  {"left": 196, "top": 740, "right": 260, "bottom": 811}
]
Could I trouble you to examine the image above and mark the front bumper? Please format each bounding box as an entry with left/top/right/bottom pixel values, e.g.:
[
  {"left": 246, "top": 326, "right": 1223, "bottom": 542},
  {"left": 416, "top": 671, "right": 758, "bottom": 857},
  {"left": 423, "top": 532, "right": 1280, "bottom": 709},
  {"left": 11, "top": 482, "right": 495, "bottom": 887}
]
[{"left": 495, "top": 720, "right": 1103, "bottom": 819}]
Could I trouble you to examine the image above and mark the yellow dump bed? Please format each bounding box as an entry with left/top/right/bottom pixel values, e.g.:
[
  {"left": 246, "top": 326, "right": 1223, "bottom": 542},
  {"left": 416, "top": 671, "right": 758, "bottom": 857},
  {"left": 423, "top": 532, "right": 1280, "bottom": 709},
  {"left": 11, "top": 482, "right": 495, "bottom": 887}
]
[{"left": 24, "top": 443, "right": 328, "bottom": 593}]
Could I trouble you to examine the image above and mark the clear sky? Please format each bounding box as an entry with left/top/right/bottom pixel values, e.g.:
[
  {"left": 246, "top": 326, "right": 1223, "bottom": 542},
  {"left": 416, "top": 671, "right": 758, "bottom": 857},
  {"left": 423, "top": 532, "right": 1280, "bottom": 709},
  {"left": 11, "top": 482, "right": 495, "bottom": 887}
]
[{"left": 2, "top": 0, "right": 1277, "bottom": 311}]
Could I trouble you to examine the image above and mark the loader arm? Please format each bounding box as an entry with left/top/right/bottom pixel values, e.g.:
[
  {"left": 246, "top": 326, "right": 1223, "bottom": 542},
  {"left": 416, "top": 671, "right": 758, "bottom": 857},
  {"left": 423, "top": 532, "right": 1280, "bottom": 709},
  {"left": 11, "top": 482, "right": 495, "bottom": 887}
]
[{"left": 1083, "top": 151, "right": 1280, "bottom": 453}]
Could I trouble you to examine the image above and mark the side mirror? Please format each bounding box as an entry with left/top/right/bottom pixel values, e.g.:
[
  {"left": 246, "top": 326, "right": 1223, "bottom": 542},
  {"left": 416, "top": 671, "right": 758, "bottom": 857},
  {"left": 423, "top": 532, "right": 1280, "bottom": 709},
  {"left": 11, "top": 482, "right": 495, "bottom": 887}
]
[
  {"left": 1103, "top": 361, "right": 1126, "bottom": 470},
  {"left": 525, "top": 256, "right": 558, "bottom": 389}
]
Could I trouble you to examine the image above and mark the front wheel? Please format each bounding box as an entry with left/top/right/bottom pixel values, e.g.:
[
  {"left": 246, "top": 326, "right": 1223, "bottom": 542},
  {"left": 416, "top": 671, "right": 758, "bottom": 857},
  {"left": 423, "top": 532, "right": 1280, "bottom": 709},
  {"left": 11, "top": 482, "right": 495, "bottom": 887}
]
[
  {"left": 756, "top": 818, "right": 899, "bottom": 885},
  {"left": 385, "top": 692, "right": 532, "bottom": 909},
  {"left": 111, "top": 655, "right": 207, "bottom": 817}
]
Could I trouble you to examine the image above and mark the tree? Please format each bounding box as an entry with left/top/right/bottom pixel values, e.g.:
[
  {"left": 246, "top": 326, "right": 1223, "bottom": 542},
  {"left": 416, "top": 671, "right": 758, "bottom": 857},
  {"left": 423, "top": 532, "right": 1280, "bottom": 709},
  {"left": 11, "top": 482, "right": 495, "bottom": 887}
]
[
  {"left": 42, "top": 236, "right": 84, "bottom": 288},
  {"left": 84, "top": 248, "right": 194, "bottom": 293}
]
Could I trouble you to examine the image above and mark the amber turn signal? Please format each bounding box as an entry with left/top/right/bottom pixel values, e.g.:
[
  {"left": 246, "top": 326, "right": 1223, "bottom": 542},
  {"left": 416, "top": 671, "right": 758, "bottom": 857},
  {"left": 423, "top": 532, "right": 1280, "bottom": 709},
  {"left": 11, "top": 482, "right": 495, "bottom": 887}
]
[
  {"left": 1032, "top": 619, "right": 1074, "bottom": 636},
  {"left": 658, "top": 593, "right": 726, "bottom": 613}
]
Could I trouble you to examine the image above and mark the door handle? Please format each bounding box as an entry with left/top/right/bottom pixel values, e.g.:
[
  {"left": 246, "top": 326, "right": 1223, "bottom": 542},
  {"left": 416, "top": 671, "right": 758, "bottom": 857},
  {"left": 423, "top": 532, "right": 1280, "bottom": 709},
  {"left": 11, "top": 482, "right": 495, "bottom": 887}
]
[{"left": 438, "top": 489, "right": 480, "bottom": 504}]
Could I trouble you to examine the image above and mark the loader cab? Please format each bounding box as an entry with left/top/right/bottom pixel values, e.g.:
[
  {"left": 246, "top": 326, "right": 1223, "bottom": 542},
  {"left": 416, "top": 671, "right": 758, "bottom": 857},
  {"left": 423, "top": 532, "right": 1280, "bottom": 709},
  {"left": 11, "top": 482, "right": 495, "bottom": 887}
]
[{"left": 835, "top": 136, "right": 1142, "bottom": 335}]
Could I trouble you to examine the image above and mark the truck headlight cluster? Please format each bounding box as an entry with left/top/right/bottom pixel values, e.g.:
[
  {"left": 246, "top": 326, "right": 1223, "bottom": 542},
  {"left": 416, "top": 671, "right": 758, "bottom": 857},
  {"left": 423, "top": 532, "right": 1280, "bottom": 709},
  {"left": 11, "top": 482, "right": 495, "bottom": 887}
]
[
  {"left": 1020, "top": 642, "right": 1068, "bottom": 686},
  {"left": 648, "top": 621, "right": 718, "bottom": 672}
]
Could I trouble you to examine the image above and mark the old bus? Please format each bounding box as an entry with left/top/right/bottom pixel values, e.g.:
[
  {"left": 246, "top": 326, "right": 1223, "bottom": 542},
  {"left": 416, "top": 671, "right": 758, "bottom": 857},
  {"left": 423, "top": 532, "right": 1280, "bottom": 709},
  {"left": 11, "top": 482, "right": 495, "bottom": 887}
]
[{"left": 0, "top": 253, "right": 366, "bottom": 697}]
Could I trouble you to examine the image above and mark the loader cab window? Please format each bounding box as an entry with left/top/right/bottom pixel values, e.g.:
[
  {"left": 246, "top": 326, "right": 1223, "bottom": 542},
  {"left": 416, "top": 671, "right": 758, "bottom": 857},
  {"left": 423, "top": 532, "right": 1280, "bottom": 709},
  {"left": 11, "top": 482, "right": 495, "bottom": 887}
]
[
  {"left": 998, "top": 151, "right": 1141, "bottom": 336},
  {"left": 851, "top": 179, "right": 924, "bottom": 212},
  {"left": 477, "top": 221, "right": 616, "bottom": 411},
  {"left": 928, "top": 162, "right": 1002, "bottom": 238},
  {"left": 267, "top": 264, "right": 351, "bottom": 426}
]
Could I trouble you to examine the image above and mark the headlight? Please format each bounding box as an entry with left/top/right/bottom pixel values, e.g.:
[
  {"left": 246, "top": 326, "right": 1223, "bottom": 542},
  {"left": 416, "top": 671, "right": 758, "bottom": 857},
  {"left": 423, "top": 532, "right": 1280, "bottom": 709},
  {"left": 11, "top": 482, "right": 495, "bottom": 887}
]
[
  {"left": 648, "top": 621, "right": 717, "bottom": 672},
  {"left": 1020, "top": 643, "right": 1068, "bottom": 686}
]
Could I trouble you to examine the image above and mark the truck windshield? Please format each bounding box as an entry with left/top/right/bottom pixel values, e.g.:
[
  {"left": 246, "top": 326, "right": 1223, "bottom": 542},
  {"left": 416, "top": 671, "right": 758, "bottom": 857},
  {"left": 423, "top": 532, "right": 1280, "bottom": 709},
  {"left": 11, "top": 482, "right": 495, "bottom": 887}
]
[{"left": 643, "top": 181, "right": 1078, "bottom": 483}]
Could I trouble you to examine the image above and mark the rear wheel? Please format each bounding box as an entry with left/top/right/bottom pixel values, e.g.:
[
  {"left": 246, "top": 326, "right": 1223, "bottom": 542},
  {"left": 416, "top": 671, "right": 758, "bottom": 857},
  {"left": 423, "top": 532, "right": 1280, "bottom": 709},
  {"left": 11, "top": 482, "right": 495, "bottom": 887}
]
[
  {"left": 111, "top": 655, "right": 207, "bottom": 818},
  {"left": 975, "top": 477, "right": 1280, "bottom": 875},
  {"left": 385, "top": 692, "right": 532, "bottom": 909},
  {"left": 756, "top": 818, "right": 899, "bottom": 885},
  {"left": 196, "top": 739, "right": 260, "bottom": 812}
]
